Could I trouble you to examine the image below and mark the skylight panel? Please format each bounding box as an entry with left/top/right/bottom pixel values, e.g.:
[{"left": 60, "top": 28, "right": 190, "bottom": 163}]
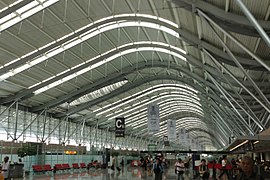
[{"left": 69, "top": 80, "right": 128, "bottom": 106}]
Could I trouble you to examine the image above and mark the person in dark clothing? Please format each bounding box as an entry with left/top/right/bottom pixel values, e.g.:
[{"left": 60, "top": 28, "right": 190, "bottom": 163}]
[
  {"left": 234, "top": 156, "right": 264, "bottom": 180},
  {"left": 153, "top": 158, "right": 164, "bottom": 180},
  {"left": 199, "top": 159, "right": 209, "bottom": 180},
  {"left": 120, "top": 157, "right": 124, "bottom": 167}
]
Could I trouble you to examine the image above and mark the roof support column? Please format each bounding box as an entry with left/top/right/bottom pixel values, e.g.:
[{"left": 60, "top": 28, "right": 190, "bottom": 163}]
[
  {"left": 235, "top": 0, "right": 270, "bottom": 47},
  {"left": 43, "top": 118, "right": 63, "bottom": 142},
  {"left": 211, "top": 106, "right": 244, "bottom": 136},
  {"left": 0, "top": 103, "right": 16, "bottom": 139},
  {"left": 17, "top": 109, "right": 46, "bottom": 140},
  {"left": 79, "top": 118, "right": 86, "bottom": 145},
  {"left": 41, "top": 110, "right": 48, "bottom": 142},
  {"left": 207, "top": 73, "right": 255, "bottom": 135},
  {"left": 13, "top": 101, "right": 19, "bottom": 141},
  {"left": 197, "top": 9, "right": 270, "bottom": 72},
  {"left": 198, "top": 10, "right": 270, "bottom": 113},
  {"left": 203, "top": 49, "right": 264, "bottom": 129}
]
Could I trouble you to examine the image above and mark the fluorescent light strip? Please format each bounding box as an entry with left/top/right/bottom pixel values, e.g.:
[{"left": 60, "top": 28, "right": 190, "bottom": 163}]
[
  {"left": 95, "top": 85, "right": 198, "bottom": 115},
  {"left": 0, "top": 0, "right": 23, "bottom": 13},
  {"left": 253, "top": 141, "right": 259, "bottom": 144},
  {"left": 115, "top": 100, "right": 205, "bottom": 127},
  {"left": 121, "top": 103, "right": 204, "bottom": 125},
  {"left": 125, "top": 104, "right": 204, "bottom": 125},
  {"left": 230, "top": 140, "right": 248, "bottom": 151},
  {"left": 0, "top": 0, "right": 59, "bottom": 32},
  {"left": 33, "top": 47, "right": 185, "bottom": 94},
  {"left": 106, "top": 96, "right": 202, "bottom": 118},
  {"left": 128, "top": 108, "right": 206, "bottom": 128},
  {"left": 132, "top": 119, "right": 209, "bottom": 137},
  {"left": 106, "top": 95, "right": 200, "bottom": 120},
  {"left": 0, "top": 16, "right": 183, "bottom": 81}
]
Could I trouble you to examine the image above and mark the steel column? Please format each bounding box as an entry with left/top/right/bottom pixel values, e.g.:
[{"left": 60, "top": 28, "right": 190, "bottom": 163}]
[{"left": 41, "top": 110, "right": 48, "bottom": 142}]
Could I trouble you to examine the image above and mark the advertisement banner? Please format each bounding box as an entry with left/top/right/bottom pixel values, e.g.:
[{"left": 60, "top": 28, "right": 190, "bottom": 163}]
[
  {"left": 147, "top": 104, "right": 160, "bottom": 133},
  {"left": 115, "top": 117, "right": 125, "bottom": 137},
  {"left": 167, "top": 120, "right": 176, "bottom": 141}
]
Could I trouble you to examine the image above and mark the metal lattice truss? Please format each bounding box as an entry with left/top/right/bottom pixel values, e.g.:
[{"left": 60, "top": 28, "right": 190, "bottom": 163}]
[{"left": 0, "top": 0, "right": 270, "bottom": 150}]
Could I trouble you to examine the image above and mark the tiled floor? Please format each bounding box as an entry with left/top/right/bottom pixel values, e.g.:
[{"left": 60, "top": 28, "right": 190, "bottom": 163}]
[{"left": 22, "top": 166, "right": 196, "bottom": 180}]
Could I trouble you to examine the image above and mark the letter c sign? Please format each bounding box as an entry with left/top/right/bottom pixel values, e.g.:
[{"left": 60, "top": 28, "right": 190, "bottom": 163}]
[
  {"left": 116, "top": 119, "right": 124, "bottom": 128},
  {"left": 115, "top": 117, "right": 125, "bottom": 137}
]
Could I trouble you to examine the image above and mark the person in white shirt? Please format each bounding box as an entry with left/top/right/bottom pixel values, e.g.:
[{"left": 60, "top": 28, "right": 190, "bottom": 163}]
[
  {"left": 1, "top": 156, "right": 9, "bottom": 180},
  {"left": 175, "top": 158, "right": 185, "bottom": 180},
  {"left": 218, "top": 155, "right": 232, "bottom": 179}
]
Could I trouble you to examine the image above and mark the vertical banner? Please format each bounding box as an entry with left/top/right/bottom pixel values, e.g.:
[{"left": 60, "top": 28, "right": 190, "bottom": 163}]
[
  {"left": 115, "top": 117, "right": 125, "bottom": 137},
  {"left": 179, "top": 128, "right": 186, "bottom": 146},
  {"left": 147, "top": 104, "right": 160, "bottom": 133},
  {"left": 167, "top": 120, "right": 176, "bottom": 141}
]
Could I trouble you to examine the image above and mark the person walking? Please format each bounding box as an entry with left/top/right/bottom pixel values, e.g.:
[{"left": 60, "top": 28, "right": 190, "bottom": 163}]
[
  {"left": 199, "top": 159, "right": 209, "bottom": 180},
  {"left": 219, "top": 155, "right": 231, "bottom": 180},
  {"left": 1, "top": 156, "right": 9, "bottom": 180},
  {"left": 175, "top": 158, "right": 185, "bottom": 180},
  {"left": 153, "top": 158, "right": 164, "bottom": 180}
]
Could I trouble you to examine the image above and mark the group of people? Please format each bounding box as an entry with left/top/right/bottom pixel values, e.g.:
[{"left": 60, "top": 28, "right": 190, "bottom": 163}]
[{"left": 197, "top": 155, "right": 266, "bottom": 180}]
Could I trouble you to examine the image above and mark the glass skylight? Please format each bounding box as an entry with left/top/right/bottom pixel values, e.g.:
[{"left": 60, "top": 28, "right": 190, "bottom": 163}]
[{"left": 69, "top": 80, "right": 128, "bottom": 106}]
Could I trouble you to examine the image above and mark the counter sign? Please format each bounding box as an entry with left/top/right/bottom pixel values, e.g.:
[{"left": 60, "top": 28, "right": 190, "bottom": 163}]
[{"left": 115, "top": 117, "right": 125, "bottom": 137}]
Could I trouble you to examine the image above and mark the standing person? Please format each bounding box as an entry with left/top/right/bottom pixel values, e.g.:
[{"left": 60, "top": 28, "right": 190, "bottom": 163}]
[
  {"left": 175, "top": 158, "right": 185, "bottom": 180},
  {"left": 208, "top": 160, "right": 214, "bottom": 179},
  {"left": 199, "top": 159, "right": 209, "bottom": 180},
  {"left": 111, "top": 156, "right": 115, "bottom": 171},
  {"left": 219, "top": 155, "right": 231, "bottom": 180},
  {"left": 153, "top": 158, "right": 164, "bottom": 180},
  {"left": 235, "top": 156, "right": 264, "bottom": 180},
  {"left": 255, "top": 157, "right": 265, "bottom": 177},
  {"left": 120, "top": 157, "right": 124, "bottom": 167},
  {"left": 1, "top": 156, "right": 9, "bottom": 180}
]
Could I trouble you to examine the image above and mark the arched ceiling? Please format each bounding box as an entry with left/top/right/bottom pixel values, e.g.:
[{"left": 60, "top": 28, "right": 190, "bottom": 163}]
[{"left": 0, "top": 0, "right": 270, "bottom": 150}]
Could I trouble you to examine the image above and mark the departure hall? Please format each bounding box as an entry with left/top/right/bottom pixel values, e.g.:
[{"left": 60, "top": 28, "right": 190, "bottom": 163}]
[{"left": 0, "top": 0, "right": 270, "bottom": 179}]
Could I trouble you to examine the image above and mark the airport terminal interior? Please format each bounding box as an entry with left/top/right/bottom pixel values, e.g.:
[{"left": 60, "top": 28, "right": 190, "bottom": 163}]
[{"left": 0, "top": 0, "right": 270, "bottom": 179}]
